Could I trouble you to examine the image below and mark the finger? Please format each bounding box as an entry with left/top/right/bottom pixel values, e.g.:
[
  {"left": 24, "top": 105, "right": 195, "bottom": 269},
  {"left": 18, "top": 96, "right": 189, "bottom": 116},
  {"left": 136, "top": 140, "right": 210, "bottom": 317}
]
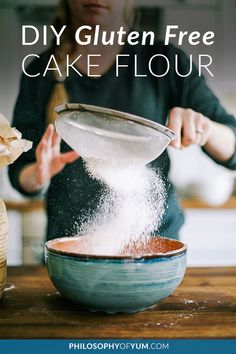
[
  {"left": 181, "top": 109, "right": 197, "bottom": 147},
  {"left": 46, "top": 124, "right": 54, "bottom": 150},
  {"left": 36, "top": 138, "right": 47, "bottom": 161},
  {"left": 52, "top": 127, "right": 61, "bottom": 154},
  {"left": 36, "top": 140, "right": 47, "bottom": 177},
  {"left": 195, "top": 131, "right": 203, "bottom": 145},
  {"left": 200, "top": 118, "right": 211, "bottom": 146},
  {"left": 52, "top": 127, "right": 61, "bottom": 146},
  {"left": 41, "top": 124, "right": 54, "bottom": 143},
  {"left": 194, "top": 113, "right": 204, "bottom": 145},
  {"left": 60, "top": 151, "right": 80, "bottom": 164},
  {"left": 167, "top": 108, "right": 183, "bottom": 149}
]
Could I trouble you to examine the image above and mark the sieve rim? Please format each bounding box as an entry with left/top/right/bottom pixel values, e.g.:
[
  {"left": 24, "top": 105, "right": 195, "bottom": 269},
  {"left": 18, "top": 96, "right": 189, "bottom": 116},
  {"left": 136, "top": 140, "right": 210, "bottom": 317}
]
[{"left": 55, "top": 103, "right": 176, "bottom": 141}]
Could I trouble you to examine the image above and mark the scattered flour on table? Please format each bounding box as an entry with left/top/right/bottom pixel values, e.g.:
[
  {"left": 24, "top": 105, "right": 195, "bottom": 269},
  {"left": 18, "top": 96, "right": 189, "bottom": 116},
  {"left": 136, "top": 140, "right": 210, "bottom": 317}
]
[
  {"left": 78, "top": 159, "right": 166, "bottom": 255},
  {"left": 4, "top": 284, "right": 15, "bottom": 292}
]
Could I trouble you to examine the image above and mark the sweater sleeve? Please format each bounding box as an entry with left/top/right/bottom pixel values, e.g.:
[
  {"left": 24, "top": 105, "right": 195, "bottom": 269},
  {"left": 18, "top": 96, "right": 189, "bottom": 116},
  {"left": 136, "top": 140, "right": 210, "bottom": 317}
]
[
  {"left": 168, "top": 45, "right": 236, "bottom": 170},
  {"left": 8, "top": 68, "right": 48, "bottom": 196}
]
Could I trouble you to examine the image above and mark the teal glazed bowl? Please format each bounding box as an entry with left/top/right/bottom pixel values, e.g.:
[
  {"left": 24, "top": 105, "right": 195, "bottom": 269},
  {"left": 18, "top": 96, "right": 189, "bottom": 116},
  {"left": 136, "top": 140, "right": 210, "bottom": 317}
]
[{"left": 45, "top": 236, "right": 187, "bottom": 313}]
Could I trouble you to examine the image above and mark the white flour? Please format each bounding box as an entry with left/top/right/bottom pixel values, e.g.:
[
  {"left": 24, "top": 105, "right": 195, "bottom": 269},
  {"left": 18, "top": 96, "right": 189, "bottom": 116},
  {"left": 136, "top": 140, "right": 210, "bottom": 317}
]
[{"left": 79, "top": 159, "right": 166, "bottom": 255}]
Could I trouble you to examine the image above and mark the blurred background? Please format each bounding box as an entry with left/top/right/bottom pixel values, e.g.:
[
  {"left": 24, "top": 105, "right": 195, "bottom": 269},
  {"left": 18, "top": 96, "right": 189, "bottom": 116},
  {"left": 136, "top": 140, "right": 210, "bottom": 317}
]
[{"left": 0, "top": 0, "right": 236, "bottom": 266}]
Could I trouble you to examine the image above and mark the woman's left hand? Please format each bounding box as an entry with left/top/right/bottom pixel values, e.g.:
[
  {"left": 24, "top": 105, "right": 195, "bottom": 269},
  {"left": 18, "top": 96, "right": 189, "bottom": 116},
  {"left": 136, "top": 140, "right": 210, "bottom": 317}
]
[{"left": 167, "top": 107, "right": 212, "bottom": 149}]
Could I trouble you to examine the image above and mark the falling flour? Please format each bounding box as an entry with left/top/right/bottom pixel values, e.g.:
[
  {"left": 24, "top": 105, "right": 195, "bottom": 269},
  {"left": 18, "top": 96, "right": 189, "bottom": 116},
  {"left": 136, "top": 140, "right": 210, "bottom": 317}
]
[{"left": 78, "top": 159, "right": 166, "bottom": 255}]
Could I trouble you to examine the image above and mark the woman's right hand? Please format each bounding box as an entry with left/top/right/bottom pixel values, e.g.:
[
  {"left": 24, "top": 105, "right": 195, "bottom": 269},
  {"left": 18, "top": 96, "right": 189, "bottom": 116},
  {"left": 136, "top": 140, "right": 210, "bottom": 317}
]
[{"left": 19, "top": 124, "right": 79, "bottom": 193}]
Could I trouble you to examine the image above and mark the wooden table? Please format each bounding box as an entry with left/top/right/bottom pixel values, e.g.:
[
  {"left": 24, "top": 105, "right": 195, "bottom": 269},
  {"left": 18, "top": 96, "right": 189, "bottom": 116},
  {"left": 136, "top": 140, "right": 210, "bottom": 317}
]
[
  {"left": 4, "top": 196, "right": 236, "bottom": 211},
  {"left": 0, "top": 266, "right": 236, "bottom": 339}
]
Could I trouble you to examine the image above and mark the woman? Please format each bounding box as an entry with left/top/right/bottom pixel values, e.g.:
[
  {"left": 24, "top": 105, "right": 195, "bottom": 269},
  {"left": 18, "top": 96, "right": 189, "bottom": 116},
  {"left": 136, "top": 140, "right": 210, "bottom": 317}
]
[{"left": 9, "top": 0, "right": 236, "bottom": 240}]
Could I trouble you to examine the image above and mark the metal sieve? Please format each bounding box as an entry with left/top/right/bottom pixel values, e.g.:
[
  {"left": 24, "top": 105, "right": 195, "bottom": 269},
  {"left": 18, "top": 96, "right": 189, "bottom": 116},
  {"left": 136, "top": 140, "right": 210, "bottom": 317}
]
[{"left": 55, "top": 103, "right": 175, "bottom": 166}]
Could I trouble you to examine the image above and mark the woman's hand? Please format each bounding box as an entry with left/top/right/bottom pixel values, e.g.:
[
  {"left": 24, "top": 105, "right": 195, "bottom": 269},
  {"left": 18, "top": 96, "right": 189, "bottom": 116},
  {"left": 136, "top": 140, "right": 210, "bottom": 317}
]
[
  {"left": 167, "top": 107, "right": 212, "bottom": 149},
  {"left": 19, "top": 124, "right": 79, "bottom": 193},
  {"left": 35, "top": 124, "right": 79, "bottom": 186},
  {"left": 167, "top": 107, "right": 236, "bottom": 162}
]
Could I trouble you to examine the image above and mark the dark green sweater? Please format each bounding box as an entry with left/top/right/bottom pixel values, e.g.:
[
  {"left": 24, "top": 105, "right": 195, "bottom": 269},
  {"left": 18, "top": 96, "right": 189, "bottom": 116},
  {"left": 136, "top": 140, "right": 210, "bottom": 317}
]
[{"left": 8, "top": 41, "right": 236, "bottom": 240}]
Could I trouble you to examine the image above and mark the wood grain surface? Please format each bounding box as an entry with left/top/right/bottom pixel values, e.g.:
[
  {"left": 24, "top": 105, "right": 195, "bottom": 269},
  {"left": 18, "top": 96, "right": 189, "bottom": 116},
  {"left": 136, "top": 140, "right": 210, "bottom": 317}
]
[{"left": 0, "top": 266, "right": 236, "bottom": 339}]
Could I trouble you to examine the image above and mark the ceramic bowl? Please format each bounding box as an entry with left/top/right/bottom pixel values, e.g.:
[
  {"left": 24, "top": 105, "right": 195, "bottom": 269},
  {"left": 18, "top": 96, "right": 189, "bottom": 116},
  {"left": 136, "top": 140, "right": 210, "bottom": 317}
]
[{"left": 45, "top": 236, "right": 187, "bottom": 313}]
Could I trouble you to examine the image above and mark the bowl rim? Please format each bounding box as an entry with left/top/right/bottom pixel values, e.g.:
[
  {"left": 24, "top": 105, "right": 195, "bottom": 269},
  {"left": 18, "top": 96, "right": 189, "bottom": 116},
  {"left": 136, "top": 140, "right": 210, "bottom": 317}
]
[{"left": 45, "top": 236, "right": 187, "bottom": 260}]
